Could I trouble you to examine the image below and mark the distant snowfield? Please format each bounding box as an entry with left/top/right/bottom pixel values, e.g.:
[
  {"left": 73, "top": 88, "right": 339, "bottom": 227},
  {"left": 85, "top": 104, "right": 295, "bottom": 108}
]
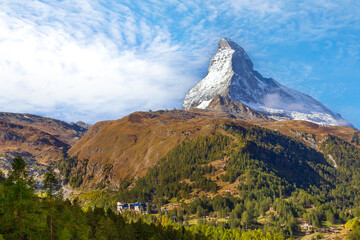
[{"left": 246, "top": 103, "right": 348, "bottom": 126}]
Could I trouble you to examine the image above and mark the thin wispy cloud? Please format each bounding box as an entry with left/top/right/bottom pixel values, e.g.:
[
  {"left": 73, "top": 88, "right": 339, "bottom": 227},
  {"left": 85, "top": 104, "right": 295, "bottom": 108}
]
[
  {"left": 0, "top": 1, "right": 198, "bottom": 122},
  {"left": 0, "top": 0, "right": 359, "bottom": 126}
]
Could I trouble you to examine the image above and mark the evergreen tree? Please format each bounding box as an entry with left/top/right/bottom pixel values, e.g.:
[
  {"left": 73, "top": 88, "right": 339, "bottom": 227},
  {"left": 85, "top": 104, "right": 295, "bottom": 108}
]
[
  {"left": 0, "top": 170, "right": 4, "bottom": 182},
  {"left": 8, "top": 156, "right": 32, "bottom": 183},
  {"left": 1, "top": 156, "right": 46, "bottom": 239},
  {"left": 351, "top": 132, "right": 359, "bottom": 145},
  {"left": 43, "top": 166, "right": 62, "bottom": 240},
  {"left": 241, "top": 210, "right": 253, "bottom": 230}
]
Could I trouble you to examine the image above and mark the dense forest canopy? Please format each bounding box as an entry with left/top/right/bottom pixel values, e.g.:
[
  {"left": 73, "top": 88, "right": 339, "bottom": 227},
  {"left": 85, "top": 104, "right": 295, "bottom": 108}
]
[{"left": 0, "top": 156, "right": 292, "bottom": 239}]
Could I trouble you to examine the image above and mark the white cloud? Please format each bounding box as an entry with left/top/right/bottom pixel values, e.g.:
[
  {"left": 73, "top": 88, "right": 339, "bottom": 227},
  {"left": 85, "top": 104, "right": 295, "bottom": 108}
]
[
  {"left": 228, "top": 0, "right": 283, "bottom": 14},
  {"left": 263, "top": 93, "right": 281, "bottom": 108},
  {"left": 286, "top": 104, "right": 307, "bottom": 111},
  {"left": 0, "top": 9, "right": 197, "bottom": 123}
]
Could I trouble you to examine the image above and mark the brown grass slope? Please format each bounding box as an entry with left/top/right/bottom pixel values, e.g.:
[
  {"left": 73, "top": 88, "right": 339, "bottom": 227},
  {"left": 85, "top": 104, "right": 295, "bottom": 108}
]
[
  {"left": 0, "top": 112, "right": 89, "bottom": 145},
  {"left": 68, "top": 110, "right": 239, "bottom": 188},
  {"left": 0, "top": 112, "right": 89, "bottom": 166},
  {"left": 0, "top": 119, "right": 70, "bottom": 164},
  {"left": 68, "top": 109, "right": 357, "bottom": 189}
]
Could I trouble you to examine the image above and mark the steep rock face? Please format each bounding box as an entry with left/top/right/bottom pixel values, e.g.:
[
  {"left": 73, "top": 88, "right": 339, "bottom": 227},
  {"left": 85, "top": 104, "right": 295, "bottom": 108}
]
[
  {"left": 206, "top": 95, "right": 272, "bottom": 122},
  {"left": 183, "top": 38, "right": 353, "bottom": 127},
  {"left": 71, "top": 121, "right": 92, "bottom": 130}
]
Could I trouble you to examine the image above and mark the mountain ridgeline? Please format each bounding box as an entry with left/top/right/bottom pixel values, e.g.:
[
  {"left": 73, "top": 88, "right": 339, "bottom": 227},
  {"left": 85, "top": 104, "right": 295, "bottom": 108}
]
[
  {"left": 62, "top": 109, "right": 358, "bottom": 191},
  {"left": 183, "top": 38, "right": 353, "bottom": 127},
  {"left": 0, "top": 112, "right": 90, "bottom": 180},
  {"left": 115, "top": 122, "right": 334, "bottom": 202}
]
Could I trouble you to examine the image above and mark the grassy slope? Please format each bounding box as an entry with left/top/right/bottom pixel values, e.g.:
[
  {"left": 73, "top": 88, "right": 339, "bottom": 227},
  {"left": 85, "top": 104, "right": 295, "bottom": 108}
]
[{"left": 67, "top": 110, "right": 358, "bottom": 189}]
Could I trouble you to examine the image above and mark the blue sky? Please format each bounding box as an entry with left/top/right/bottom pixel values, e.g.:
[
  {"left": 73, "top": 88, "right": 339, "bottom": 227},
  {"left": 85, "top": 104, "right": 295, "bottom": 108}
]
[{"left": 0, "top": 0, "right": 359, "bottom": 128}]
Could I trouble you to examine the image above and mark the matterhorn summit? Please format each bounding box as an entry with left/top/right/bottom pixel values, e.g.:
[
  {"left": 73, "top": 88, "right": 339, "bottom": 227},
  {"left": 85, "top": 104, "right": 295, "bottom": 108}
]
[{"left": 183, "top": 38, "right": 353, "bottom": 127}]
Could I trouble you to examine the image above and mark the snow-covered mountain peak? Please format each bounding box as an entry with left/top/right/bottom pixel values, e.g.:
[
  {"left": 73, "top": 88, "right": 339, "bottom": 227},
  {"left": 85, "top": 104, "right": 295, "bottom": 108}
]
[
  {"left": 218, "top": 38, "right": 243, "bottom": 52},
  {"left": 183, "top": 38, "right": 354, "bottom": 127},
  {"left": 217, "top": 38, "right": 253, "bottom": 70}
]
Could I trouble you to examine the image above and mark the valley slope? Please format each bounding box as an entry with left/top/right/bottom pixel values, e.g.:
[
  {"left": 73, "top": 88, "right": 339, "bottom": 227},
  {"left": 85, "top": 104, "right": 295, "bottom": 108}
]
[
  {"left": 0, "top": 112, "right": 89, "bottom": 174},
  {"left": 67, "top": 109, "right": 272, "bottom": 188},
  {"left": 65, "top": 109, "right": 358, "bottom": 190}
]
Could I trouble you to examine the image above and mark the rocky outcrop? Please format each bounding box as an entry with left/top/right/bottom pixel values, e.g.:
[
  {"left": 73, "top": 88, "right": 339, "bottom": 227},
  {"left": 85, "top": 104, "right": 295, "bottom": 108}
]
[{"left": 206, "top": 95, "right": 273, "bottom": 122}]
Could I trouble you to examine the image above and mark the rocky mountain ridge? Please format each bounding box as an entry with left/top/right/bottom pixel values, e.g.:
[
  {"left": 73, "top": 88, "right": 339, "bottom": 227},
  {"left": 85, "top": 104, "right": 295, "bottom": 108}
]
[
  {"left": 206, "top": 95, "right": 272, "bottom": 122},
  {"left": 0, "top": 112, "right": 90, "bottom": 172},
  {"left": 0, "top": 112, "right": 89, "bottom": 145},
  {"left": 183, "top": 38, "right": 353, "bottom": 128}
]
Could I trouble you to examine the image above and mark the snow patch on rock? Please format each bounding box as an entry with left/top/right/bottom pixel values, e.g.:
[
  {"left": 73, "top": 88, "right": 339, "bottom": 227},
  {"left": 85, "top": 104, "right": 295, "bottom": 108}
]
[{"left": 197, "top": 100, "right": 212, "bottom": 109}]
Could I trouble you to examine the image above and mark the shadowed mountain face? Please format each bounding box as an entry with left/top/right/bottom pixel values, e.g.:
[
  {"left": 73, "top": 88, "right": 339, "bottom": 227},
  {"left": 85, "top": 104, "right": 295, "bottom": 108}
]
[{"left": 183, "top": 38, "right": 353, "bottom": 128}]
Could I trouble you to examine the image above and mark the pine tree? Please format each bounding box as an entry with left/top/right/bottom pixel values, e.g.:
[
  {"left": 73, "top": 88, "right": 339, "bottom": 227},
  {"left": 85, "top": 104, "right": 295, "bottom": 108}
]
[
  {"left": 1, "top": 156, "right": 46, "bottom": 239},
  {"left": 44, "top": 166, "right": 62, "bottom": 198},
  {"left": 43, "top": 166, "right": 62, "bottom": 240},
  {"left": 241, "top": 210, "right": 253, "bottom": 230},
  {"left": 351, "top": 132, "right": 359, "bottom": 145},
  {"left": 0, "top": 170, "right": 4, "bottom": 182},
  {"left": 8, "top": 156, "right": 32, "bottom": 184}
]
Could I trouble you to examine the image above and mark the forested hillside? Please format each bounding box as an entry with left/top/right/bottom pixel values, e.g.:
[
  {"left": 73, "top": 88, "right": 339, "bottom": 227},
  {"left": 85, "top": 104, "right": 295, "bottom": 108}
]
[
  {"left": 63, "top": 110, "right": 358, "bottom": 190},
  {"left": 57, "top": 120, "right": 360, "bottom": 238},
  {"left": 0, "top": 156, "right": 291, "bottom": 240}
]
